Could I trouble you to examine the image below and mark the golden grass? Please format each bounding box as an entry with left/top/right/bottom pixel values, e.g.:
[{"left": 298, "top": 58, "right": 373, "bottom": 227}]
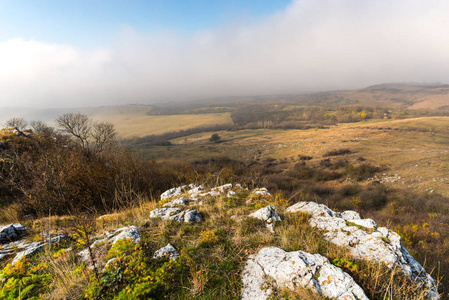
[
  {"left": 141, "top": 116, "right": 449, "bottom": 197},
  {"left": 93, "top": 112, "right": 232, "bottom": 138}
]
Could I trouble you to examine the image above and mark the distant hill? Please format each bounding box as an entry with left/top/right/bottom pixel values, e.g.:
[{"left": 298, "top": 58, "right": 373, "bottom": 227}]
[{"left": 149, "top": 82, "right": 449, "bottom": 110}]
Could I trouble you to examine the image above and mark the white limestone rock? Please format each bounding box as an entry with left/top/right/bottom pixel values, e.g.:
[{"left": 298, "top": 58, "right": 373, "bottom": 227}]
[
  {"left": 109, "top": 226, "right": 141, "bottom": 245},
  {"left": 241, "top": 247, "right": 368, "bottom": 300},
  {"left": 150, "top": 208, "right": 182, "bottom": 219},
  {"left": 0, "top": 223, "right": 27, "bottom": 244},
  {"left": 163, "top": 197, "right": 189, "bottom": 207},
  {"left": 348, "top": 218, "right": 377, "bottom": 229},
  {"left": 286, "top": 201, "right": 440, "bottom": 299},
  {"left": 160, "top": 184, "right": 196, "bottom": 200},
  {"left": 211, "top": 183, "right": 232, "bottom": 193},
  {"left": 286, "top": 201, "right": 338, "bottom": 218},
  {"left": 249, "top": 205, "right": 281, "bottom": 223},
  {"left": 249, "top": 205, "right": 281, "bottom": 233},
  {"left": 227, "top": 191, "right": 237, "bottom": 198},
  {"left": 252, "top": 188, "right": 272, "bottom": 197},
  {"left": 341, "top": 211, "right": 361, "bottom": 220},
  {"left": 170, "top": 209, "right": 202, "bottom": 223},
  {"left": 153, "top": 243, "right": 179, "bottom": 261},
  {"left": 10, "top": 234, "right": 66, "bottom": 265}
]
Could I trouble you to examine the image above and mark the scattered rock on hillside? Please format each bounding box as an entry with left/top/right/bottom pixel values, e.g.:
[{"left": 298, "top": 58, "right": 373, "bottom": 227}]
[
  {"left": 160, "top": 184, "right": 197, "bottom": 200},
  {"left": 286, "top": 201, "right": 440, "bottom": 299},
  {"left": 78, "top": 226, "right": 141, "bottom": 265},
  {"left": 249, "top": 205, "right": 281, "bottom": 223},
  {"left": 227, "top": 190, "right": 236, "bottom": 198},
  {"left": 249, "top": 205, "right": 281, "bottom": 233},
  {"left": 171, "top": 209, "right": 202, "bottom": 223},
  {"left": 0, "top": 223, "right": 28, "bottom": 244},
  {"left": 241, "top": 247, "right": 368, "bottom": 300},
  {"left": 252, "top": 188, "right": 272, "bottom": 197},
  {"left": 153, "top": 243, "right": 179, "bottom": 261},
  {"left": 108, "top": 226, "right": 141, "bottom": 245},
  {"left": 11, "top": 234, "right": 66, "bottom": 265},
  {"left": 163, "top": 197, "right": 189, "bottom": 207},
  {"left": 150, "top": 208, "right": 182, "bottom": 219}
]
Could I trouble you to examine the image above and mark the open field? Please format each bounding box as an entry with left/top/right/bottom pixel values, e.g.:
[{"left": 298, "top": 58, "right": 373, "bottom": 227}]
[
  {"left": 139, "top": 117, "right": 449, "bottom": 196},
  {"left": 94, "top": 112, "right": 232, "bottom": 138}
]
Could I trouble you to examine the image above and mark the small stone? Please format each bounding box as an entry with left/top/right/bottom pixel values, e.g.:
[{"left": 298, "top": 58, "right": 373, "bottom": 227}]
[
  {"left": 153, "top": 243, "right": 179, "bottom": 261},
  {"left": 227, "top": 191, "right": 237, "bottom": 198},
  {"left": 252, "top": 188, "right": 272, "bottom": 197}
]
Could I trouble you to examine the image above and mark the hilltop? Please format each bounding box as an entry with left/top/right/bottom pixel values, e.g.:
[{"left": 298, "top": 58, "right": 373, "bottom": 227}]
[{"left": 1, "top": 99, "right": 449, "bottom": 298}]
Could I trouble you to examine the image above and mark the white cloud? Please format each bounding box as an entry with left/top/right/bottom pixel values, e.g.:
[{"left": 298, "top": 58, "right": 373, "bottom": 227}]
[{"left": 1, "top": 0, "right": 449, "bottom": 108}]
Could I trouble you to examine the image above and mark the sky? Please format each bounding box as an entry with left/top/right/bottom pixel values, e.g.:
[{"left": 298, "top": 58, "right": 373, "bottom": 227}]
[{"left": 0, "top": 0, "right": 449, "bottom": 108}]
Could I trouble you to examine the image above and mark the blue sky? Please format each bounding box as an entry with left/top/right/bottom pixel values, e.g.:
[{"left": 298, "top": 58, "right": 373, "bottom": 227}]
[
  {"left": 1, "top": 0, "right": 449, "bottom": 108},
  {"left": 0, "top": 0, "right": 291, "bottom": 47}
]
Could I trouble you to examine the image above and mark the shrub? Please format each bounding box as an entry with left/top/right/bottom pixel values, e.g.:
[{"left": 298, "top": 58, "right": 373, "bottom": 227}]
[
  {"left": 0, "top": 259, "right": 51, "bottom": 299},
  {"left": 323, "top": 149, "right": 352, "bottom": 157}
]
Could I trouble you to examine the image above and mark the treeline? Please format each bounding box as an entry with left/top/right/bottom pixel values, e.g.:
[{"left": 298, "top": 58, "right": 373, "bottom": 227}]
[{"left": 230, "top": 104, "right": 449, "bottom": 128}]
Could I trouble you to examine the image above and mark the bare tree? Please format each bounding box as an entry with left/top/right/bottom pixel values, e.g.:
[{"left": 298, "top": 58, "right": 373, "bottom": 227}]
[
  {"left": 5, "top": 117, "right": 28, "bottom": 130},
  {"left": 30, "top": 120, "right": 55, "bottom": 137},
  {"left": 56, "top": 113, "right": 91, "bottom": 151},
  {"left": 91, "top": 122, "right": 117, "bottom": 152}
]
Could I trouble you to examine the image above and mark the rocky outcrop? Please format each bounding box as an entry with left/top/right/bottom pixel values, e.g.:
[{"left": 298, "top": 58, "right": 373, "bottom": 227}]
[
  {"left": 0, "top": 223, "right": 27, "bottom": 244},
  {"left": 163, "top": 197, "right": 189, "bottom": 207},
  {"left": 108, "top": 226, "right": 141, "bottom": 245},
  {"left": 160, "top": 184, "right": 197, "bottom": 200},
  {"left": 5, "top": 234, "right": 65, "bottom": 265},
  {"left": 153, "top": 243, "right": 179, "bottom": 261},
  {"left": 150, "top": 208, "right": 182, "bottom": 219},
  {"left": 160, "top": 183, "right": 245, "bottom": 203},
  {"left": 241, "top": 247, "right": 368, "bottom": 300},
  {"left": 286, "top": 201, "right": 439, "bottom": 299},
  {"left": 150, "top": 208, "right": 202, "bottom": 223}
]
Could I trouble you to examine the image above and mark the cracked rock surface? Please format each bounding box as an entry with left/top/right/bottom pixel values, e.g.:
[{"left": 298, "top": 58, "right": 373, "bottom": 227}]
[
  {"left": 286, "top": 201, "right": 439, "bottom": 299},
  {"left": 241, "top": 247, "right": 368, "bottom": 300}
]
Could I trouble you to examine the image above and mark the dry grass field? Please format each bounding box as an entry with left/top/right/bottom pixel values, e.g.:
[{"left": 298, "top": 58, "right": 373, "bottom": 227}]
[
  {"left": 94, "top": 112, "right": 232, "bottom": 138},
  {"left": 140, "top": 117, "right": 449, "bottom": 196}
]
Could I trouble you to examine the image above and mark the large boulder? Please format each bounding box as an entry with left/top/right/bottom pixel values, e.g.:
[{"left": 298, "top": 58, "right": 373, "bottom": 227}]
[
  {"left": 286, "top": 201, "right": 440, "bottom": 299},
  {"left": 241, "top": 247, "right": 368, "bottom": 300}
]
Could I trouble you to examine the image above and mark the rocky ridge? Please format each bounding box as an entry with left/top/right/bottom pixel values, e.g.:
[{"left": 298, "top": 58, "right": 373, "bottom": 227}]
[{"left": 0, "top": 184, "right": 441, "bottom": 299}]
